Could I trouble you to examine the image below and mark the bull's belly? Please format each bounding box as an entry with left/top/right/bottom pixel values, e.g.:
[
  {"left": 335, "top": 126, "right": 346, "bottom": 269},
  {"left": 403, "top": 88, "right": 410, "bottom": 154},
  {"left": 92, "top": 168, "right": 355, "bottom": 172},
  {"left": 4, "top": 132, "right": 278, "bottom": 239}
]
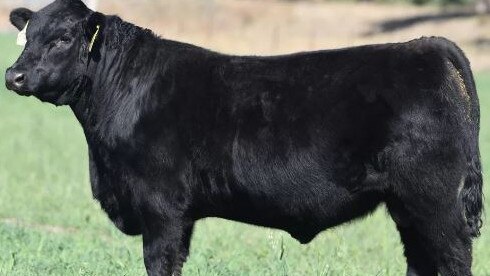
[
  {"left": 210, "top": 182, "right": 383, "bottom": 243},
  {"left": 199, "top": 139, "right": 386, "bottom": 242}
]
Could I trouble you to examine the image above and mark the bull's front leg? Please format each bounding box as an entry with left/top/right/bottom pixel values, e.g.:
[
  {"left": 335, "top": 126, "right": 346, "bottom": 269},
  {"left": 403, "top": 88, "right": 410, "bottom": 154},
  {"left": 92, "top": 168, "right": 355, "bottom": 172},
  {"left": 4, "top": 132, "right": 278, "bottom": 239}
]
[
  {"left": 139, "top": 181, "right": 194, "bottom": 276},
  {"left": 142, "top": 213, "right": 191, "bottom": 276},
  {"left": 172, "top": 222, "right": 195, "bottom": 276}
]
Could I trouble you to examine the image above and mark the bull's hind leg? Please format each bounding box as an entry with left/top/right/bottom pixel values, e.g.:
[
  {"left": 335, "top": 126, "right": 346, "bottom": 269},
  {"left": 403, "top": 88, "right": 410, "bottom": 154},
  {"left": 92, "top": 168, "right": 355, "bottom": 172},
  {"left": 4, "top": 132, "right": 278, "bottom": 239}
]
[
  {"left": 399, "top": 226, "right": 438, "bottom": 276},
  {"left": 388, "top": 164, "right": 473, "bottom": 276},
  {"left": 419, "top": 205, "right": 473, "bottom": 276},
  {"left": 387, "top": 201, "right": 438, "bottom": 276},
  {"left": 388, "top": 196, "right": 473, "bottom": 276}
]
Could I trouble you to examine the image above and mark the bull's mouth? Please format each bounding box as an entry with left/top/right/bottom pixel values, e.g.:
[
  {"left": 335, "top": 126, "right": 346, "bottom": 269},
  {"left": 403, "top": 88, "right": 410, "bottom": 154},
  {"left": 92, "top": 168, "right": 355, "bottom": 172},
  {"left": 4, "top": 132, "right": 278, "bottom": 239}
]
[
  {"left": 5, "top": 81, "right": 80, "bottom": 106},
  {"left": 5, "top": 82, "right": 33, "bottom": 96},
  {"left": 5, "top": 72, "right": 86, "bottom": 106}
]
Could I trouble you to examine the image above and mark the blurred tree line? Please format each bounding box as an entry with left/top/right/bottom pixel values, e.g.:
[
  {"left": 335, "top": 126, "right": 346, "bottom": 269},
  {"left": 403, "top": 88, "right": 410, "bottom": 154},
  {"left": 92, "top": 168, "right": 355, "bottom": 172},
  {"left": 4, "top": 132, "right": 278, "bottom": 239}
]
[{"left": 283, "top": 0, "right": 490, "bottom": 13}]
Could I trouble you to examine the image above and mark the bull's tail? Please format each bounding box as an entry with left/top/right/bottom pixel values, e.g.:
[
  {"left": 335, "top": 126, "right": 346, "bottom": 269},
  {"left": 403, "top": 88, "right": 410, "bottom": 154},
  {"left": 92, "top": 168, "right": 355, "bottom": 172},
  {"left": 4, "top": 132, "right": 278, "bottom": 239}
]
[
  {"left": 437, "top": 37, "right": 483, "bottom": 237},
  {"left": 463, "top": 152, "right": 484, "bottom": 237}
]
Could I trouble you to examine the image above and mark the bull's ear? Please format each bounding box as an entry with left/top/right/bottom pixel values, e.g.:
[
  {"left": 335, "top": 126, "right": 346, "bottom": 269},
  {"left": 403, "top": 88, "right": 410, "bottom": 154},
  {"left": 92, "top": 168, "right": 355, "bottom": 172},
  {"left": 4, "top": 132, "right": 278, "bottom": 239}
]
[{"left": 10, "top": 8, "right": 33, "bottom": 31}]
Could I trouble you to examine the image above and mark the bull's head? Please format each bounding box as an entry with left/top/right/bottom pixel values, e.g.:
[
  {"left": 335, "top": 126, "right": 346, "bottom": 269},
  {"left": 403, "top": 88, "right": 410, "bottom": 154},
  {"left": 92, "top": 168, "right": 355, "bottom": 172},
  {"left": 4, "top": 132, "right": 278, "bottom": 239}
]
[{"left": 5, "top": 0, "right": 103, "bottom": 106}]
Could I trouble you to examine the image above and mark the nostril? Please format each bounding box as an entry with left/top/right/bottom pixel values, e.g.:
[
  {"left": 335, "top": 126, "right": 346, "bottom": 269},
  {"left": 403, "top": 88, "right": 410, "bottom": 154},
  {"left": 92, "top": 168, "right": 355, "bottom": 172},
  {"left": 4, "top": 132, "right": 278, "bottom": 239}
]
[
  {"left": 14, "top": 73, "right": 25, "bottom": 86},
  {"left": 5, "top": 69, "right": 27, "bottom": 91}
]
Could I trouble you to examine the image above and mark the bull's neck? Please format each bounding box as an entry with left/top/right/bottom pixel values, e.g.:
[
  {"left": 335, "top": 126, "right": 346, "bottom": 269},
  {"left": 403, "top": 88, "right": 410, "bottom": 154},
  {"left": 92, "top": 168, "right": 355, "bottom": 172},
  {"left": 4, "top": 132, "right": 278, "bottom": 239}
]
[{"left": 70, "top": 17, "right": 163, "bottom": 145}]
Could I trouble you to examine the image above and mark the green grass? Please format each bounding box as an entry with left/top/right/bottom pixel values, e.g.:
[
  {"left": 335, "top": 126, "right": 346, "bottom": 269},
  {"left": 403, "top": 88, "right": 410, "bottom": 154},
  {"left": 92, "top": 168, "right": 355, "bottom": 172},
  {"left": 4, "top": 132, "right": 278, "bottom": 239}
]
[{"left": 0, "top": 33, "right": 489, "bottom": 275}]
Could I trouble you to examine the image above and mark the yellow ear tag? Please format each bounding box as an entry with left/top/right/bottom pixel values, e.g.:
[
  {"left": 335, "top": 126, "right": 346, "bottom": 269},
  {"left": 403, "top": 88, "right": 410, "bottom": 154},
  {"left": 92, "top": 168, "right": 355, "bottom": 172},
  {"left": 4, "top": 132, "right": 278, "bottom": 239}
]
[
  {"left": 17, "top": 21, "right": 29, "bottom": 47},
  {"left": 88, "top": 25, "right": 100, "bottom": 53}
]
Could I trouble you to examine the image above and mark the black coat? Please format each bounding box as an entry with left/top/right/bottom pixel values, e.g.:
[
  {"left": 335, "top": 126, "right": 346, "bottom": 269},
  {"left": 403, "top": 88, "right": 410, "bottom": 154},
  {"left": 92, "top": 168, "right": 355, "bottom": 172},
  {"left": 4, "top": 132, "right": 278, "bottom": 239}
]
[{"left": 6, "top": 1, "right": 483, "bottom": 275}]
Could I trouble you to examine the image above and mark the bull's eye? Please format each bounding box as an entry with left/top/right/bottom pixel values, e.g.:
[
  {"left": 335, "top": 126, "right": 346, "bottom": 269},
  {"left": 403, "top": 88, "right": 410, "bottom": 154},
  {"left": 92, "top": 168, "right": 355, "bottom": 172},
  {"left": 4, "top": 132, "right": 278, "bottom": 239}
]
[{"left": 58, "top": 36, "right": 72, "bottom": 45}]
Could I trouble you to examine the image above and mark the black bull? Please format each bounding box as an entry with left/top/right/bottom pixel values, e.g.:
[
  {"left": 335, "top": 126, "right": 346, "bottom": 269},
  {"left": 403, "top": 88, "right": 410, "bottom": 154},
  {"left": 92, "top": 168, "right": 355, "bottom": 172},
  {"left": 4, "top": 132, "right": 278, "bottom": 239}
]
[{"left": 4, "top": 0, "right": 483, "bottom": 275}]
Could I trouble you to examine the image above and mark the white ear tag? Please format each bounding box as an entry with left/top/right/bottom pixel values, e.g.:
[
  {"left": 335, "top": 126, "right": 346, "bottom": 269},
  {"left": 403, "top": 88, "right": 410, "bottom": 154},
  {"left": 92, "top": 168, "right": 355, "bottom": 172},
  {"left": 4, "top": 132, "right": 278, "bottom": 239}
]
[{"left": 17, "top": 21, "right": 29, "bottom": 47}]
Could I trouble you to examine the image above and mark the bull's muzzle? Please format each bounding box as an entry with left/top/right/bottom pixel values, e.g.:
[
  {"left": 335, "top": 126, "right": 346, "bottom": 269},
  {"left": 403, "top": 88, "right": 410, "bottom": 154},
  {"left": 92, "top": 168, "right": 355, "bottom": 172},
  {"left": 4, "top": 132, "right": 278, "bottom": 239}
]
[{"left": 5, "top": 68, "right": 27, "bottom": 93}]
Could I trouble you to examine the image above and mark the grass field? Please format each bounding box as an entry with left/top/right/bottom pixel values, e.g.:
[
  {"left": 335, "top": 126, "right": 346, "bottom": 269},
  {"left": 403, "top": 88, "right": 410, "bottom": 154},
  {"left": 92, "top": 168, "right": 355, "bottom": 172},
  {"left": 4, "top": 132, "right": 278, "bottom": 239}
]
[{"left": 0, "top": 33, "right": 489, "bottom": 276}]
